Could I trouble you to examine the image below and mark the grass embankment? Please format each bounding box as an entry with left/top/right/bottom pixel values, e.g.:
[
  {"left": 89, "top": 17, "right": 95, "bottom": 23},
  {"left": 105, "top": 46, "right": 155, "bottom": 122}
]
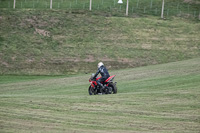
[
  {"left": 0, "top": 9, "right": 200, "bottom": 74},
  {"left": 1, "top": 0, "right": 200, "bottom": 18},
  {"left": 0, "top": 58, "right": 200, "bottom": 132}
]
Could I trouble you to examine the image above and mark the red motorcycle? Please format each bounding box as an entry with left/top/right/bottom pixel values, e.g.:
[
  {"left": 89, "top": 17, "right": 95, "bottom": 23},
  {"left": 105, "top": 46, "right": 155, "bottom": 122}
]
[{"left": 88, "top": 74, "right": 117, "bottom": 95}]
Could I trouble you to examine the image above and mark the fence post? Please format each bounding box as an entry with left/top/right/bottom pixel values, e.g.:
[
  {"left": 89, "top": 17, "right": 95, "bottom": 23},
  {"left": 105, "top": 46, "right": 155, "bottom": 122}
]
[
  {"left": 150, "top": 0, "right": 152, "bottom": 9},
  {"left": 50, "top": 0, "right": 52, "bottom": 9},
  {"left": 137, "top": 0, "right": 139, "bottom": 8},
  {"left": 161, "top": 0, "right": 165, "bottom": 19},
  {"left": 126, "top": 0, "right": 129, "bottom": 16},
  {"left": 13, "top": 0, "right": 16, "bottom": 9},
  {"left": 89, "top": 0, "right": 92, "bottom": 10}
]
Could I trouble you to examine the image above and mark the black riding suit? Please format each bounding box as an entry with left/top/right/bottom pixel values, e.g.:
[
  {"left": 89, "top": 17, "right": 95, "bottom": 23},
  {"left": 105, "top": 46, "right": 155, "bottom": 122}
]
[{"left": 94, "top": 65, "right": 110, "bottom": 89}]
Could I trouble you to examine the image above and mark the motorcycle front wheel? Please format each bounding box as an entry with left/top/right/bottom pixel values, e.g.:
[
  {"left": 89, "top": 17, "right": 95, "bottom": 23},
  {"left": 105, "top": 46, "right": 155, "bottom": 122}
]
[{"left": 88, "top": 86, "right": 97, "bottom": 95}]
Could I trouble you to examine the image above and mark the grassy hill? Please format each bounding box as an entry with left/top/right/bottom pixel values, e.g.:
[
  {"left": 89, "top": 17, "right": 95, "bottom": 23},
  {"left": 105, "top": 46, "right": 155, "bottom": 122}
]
[
  {"left": 1, "top": 0, "right": 200, "bottom": 19},
  {"left": 0, "top": 1, "right": 199, "bottom": 132},
  {"left": 0, "top": 58, "right": 199, "bottom": 132},
  {"left": 0, "top": 9, "right": 200, "bottom": 75}
]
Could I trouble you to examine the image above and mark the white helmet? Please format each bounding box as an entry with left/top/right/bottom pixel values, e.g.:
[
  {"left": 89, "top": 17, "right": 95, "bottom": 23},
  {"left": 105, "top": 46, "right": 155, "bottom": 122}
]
[{"left": 98, "top": 62, "right": 104, "bottom": 68}]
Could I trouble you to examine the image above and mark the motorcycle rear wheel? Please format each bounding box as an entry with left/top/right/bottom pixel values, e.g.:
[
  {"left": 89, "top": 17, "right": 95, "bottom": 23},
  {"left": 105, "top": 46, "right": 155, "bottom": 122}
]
[{"left": 108, "top": 83, "right": 117, "bottom": 94}]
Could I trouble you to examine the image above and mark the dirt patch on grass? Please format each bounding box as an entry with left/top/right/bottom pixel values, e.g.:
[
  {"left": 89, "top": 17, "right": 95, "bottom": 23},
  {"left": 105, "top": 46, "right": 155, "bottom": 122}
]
[
  {"left": 49, "top": 17, "right": 60, "bottom": 23},
  {"left": 34, "top": 28, "right": 50, "bottom": 37},
  {"left": 118, "top": 58, "right": 132, "bottom": 63},
  {"left": 1, "top": 61, "right": 9, "bottom": 67},
  {"left": 0, "top": 55, "right": 9, "bottom": 67},
  {"left": 24, "top": 16, "right": 49, "bottom": 28},
  {"left": 84, "top": 55, "right": 95, "bottom": 62},
  {"left": 142, "top": 44, "right": 152, "bottom": 50},
  {"left": 25, "top": 18, "right": 35, "bottom": 24},
  {"left": 100, "top": 56, "right": 114, "bottom": 62},
  {"left": 50, "top": 57, "right": 81, "bottom": 64}
]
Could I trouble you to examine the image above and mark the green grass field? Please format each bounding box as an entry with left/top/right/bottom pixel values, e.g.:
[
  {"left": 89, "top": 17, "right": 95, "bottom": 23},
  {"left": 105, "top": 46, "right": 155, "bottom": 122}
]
[
  {"left": 0, "top": 9, "right": 200, "bottom": 75},
  {"left": 0, "top": 58, "right": 200, "bottom": 132},
  {"left": 1, "top": 0, "right": 199, "bottom": 19},
  {"left": 0, "top": 1, "right": 200, "bottom": 132}
]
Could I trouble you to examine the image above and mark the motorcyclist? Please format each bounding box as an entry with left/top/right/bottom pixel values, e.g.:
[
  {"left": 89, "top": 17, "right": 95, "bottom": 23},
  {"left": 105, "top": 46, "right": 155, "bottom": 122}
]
[{"left": 93, "top": 62, "right": 110, "bottom": 91}]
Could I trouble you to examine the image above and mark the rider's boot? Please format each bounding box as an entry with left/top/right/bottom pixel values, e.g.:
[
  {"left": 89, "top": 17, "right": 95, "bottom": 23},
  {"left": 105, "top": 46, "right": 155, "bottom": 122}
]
[
  {"left": 107, "top": 86, "right": 112, "bottom": 94},
  {"left": 100, "top": 84, "right": 104, "bottom": 92},
  {"left": 98, "top": 84, "right": 105, "bottom": 94},
  {"left": 104, "top": 86, "right": 112, "bottom": 94}
]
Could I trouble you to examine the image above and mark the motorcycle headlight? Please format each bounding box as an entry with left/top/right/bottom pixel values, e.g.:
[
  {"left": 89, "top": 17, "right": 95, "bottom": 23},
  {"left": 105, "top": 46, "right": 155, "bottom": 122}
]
[{"left": 91, "top": 73, "right": 95, "bottom": 79}]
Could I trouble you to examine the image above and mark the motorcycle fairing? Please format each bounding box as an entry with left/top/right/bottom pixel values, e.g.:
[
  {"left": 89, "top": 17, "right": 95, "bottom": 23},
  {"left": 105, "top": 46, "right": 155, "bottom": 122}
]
[
  {"left": 90, "top": 75, "right": 116, "bottom": 88},
  {"left": 105, "top": 75, "right": 116, "bottom": 82},
  {"left": 96, "top": 75, "right": 116, "bottom": 83},
  {"left": 90, "top": 80, "right": 97, "bottom": 88}
]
